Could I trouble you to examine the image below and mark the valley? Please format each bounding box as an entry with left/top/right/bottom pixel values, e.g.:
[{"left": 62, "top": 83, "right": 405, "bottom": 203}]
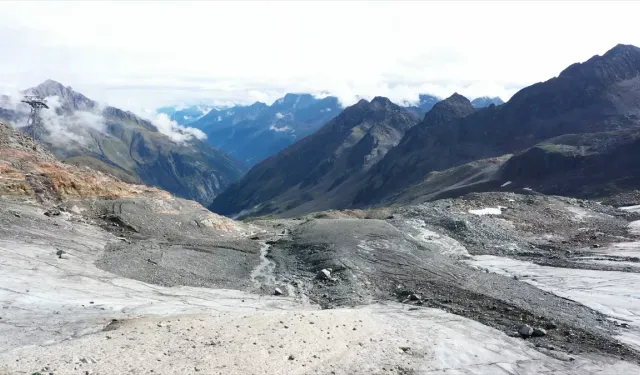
[{"left": 1, "top": 35, "right": 640, "bottom": 374}]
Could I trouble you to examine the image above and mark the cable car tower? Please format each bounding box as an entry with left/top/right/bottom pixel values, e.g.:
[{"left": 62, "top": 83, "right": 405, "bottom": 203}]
[{"left": 21, "top": 95, "right": 49, "bottom": 140}]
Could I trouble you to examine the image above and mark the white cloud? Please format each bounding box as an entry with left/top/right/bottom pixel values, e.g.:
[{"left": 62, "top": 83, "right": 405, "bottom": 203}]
[
  {"left": 0, "top": 92, "right": 31, "bottom": 118},
  {"left": 1, "top": 93, "right": 107, "bottom": 146},
  {"left": 269, "top": 124, "right": 292, "bottom": 132},
  {"left": 0, "top": 1, "right": 639, "bottom": 110},
  {"left": 38, "top": 96, "right": 107, "bottom": 146},
  {"left": 146, "top": 112, "right": 207, "bottom": 143}
]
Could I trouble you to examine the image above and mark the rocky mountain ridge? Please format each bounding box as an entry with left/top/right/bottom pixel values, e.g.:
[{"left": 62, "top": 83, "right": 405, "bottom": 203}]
[
  {"left": 210, "top": 44, "right": 640, "bottom": 218},
  {"left": 184, "top": 92, "right": 502, "bottom": 166},
  {"left": 209, "top": 96, "right": 419, "bottom": 217},
  {"left": 0, "top": 80, "right": 246, "bottom": 205},
  {"left": 354, "top": 44, "right": 640, "bottom": 207}
]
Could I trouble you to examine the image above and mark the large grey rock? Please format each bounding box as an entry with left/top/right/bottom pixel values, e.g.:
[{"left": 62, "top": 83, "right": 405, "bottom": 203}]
[
  {"left": 518, "top": 324, "right": 534, "bottom": 337},
  {"left": 316, "top": 269, "right": 332, "bottom": 281}
]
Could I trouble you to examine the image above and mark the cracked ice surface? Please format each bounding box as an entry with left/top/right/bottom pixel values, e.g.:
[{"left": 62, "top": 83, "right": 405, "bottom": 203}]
[
  {"left": 467, "top": 255, "right": 640, "bottom": 352},
  {"left": 2, "top": 301, "right": 639, "bottom": 374}
]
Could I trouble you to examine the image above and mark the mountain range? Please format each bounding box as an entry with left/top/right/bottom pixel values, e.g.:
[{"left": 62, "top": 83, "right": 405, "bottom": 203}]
[
  {"left": 210, "top": 44, "right": 640, "bottom": 218},
  {"left": 0, "top": 80, "right": 246, "bottom": 205},
  {"left": 157, "top": 104, "right": 216, "bottom": 125},
  {"left": 167, "top": 93, "right": 500, "bottom": 167},
  {"left": 189, "top": 93, "right": 343, "bottom": 166},
  {"left": 210, "top": 97, "right": 419, "bottom": 217}
]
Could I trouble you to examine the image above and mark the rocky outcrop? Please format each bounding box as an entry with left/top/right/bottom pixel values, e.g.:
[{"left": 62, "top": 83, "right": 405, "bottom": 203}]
[{"left": 0, "top": 122, "right": 168, "bottom": 202}]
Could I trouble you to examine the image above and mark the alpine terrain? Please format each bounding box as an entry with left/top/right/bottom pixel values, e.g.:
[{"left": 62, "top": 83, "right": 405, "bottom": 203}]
[
  {"left": 212, "top": 44, "right": 640, "bottom": 217},
  {"left": 209, "top": 97, "right": 420, "bottom": 218},
  {"left": 0, "top": 80, "right": 246, "bottom": 205},
  {"left": 2, "top": 43, "right": 640, "bottom": 375},
  {"left": 189, "top": 93, "right": 343, "bottom": 166},
  {"left": 1, "top": 118, "right": 640, "bottom": 374},
  {"left": 172, "top": 92, "right": 501, "bottom": 167}
]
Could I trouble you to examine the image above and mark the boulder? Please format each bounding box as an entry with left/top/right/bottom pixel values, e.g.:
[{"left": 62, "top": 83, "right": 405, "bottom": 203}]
[
  {"left": 316, "top": 269, "right": 332, "bottom": 280},
  {"left": 532, "top": 327, "right": 547, "bottom": 337},
  {"left": 518, "top": 324, "right": 534, "bottom": 337},
  {"left": 44, "top": 207, "right": 61, "bottom": 217}
]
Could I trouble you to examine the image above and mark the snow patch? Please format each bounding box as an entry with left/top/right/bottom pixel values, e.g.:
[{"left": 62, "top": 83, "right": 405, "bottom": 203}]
[
  {"left": 566, "top": 206, "right": 597, "bottom": 222},
  {"left": 274, "top": 112, "right": 285, "bottom": 119},
  {"left": 599, "top": 241, "right": 640, "bottom": 258},
  {"left": 629, "top": 220, "right": 640, "bottom": 235},
  {"left": 620, "top": 205, "right": 640, "bottom": 212},
  {"left": 501, "top": 181, "right": 512, "bottom": 187},
  {"left": 469, "top": 207, "right": 503, "bottom": 216}
]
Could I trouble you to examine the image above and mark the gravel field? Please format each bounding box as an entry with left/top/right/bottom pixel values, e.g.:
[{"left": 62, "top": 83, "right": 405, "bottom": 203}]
[{"left": 2, "top": 191, "right": 640, "bottom": 373}]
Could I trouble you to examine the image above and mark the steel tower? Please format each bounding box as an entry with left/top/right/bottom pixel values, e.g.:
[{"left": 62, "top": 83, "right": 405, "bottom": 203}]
[{"left": 21, "top": 95, "right": 49, "bottom": 140}]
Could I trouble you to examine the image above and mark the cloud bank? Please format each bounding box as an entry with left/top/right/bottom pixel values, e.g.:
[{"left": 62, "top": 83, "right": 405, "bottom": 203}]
[{"left": 1, "top": 2, "right": 639, "bottom": 112}]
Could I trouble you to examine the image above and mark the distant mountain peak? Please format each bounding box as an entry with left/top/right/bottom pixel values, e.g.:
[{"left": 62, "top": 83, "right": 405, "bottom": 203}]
[
  {"left": 26, "top": 79, "right": 95, "bottom": 113},
  {"left": 370, "top": 96, "right": 394, "bottom": 108},
  {"left": 403, "top": 94, "right": 440, "bottom": 119},
  {"left": 418, "top": 94, "right": 439, "bottom": 105},
  {"left": 447, "top": 92, "right": 469, "bottom": 102},
  {"left": 248, "top": 101, "right": 268, "bottom": 109},
  {"left": 471, "top": 96, "right": 504, "bottom": 108},
  {"left": 421, "top": 93, "right": 475, "bottom": 126},
  {"left": 605, "top": 43, "right": 640, "bottom": 57},
  {"left": 39, "top": 79, "right": 66, "bottom": 88},
  {"left": 29, "top": 79, "right": 71, "bottom": 95},
  {"left": 282, "top": 93, "right": 313, "bottom": 101}
]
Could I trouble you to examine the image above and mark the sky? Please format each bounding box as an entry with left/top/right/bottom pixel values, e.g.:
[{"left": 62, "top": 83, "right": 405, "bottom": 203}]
[{"left": 1, "top": 0, "right": 639, "bottom": 115}]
